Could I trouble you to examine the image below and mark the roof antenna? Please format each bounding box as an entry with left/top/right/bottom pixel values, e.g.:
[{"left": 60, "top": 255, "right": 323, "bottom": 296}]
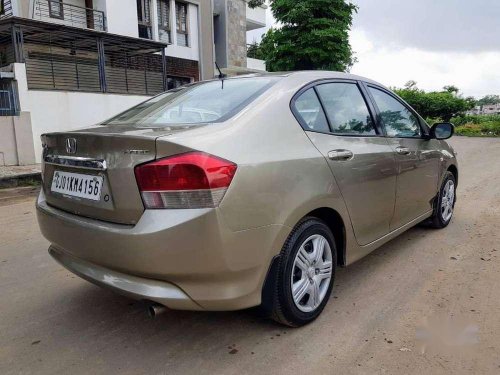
[{"left": 215, "top": 62, "right": 226, "bottom": 89}]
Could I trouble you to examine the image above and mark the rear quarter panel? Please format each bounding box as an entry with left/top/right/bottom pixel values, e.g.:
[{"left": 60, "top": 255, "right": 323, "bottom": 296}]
[{"left": 156, "top": 75, "right": 356, "bottom": 259}]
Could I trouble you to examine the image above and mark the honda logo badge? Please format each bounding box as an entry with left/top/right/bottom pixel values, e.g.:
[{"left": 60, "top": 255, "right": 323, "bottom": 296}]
[{"left": 66, "top": 138, "right": 77, "bottom": 154}]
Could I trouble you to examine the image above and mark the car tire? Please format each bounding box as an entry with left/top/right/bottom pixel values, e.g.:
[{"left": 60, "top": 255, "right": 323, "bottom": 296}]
[
  {"left": 269, "top": 217, "right": 336, "bottom": 327},
  {"left": 428, "top": 171, "right": 456, "bottom": 229}
]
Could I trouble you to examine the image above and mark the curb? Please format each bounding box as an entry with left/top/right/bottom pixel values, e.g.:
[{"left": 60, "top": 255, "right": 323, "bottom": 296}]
[{"left": 0, "top": 172, "right": 42, "bottom": 189}]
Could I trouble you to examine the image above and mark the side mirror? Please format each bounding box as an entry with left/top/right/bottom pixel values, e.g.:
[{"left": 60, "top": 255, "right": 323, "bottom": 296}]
[{"left": 430, "top": 123, "right": 454, "bottom": 140}]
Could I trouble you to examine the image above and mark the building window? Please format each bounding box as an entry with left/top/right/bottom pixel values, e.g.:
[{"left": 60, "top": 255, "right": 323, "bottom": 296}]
[
  {"left": 157, "top": 0, "right": 171, "bottom": 43},
  {"left": 175, "top": 2, "right": 189, "bottom": 47},
  {"left": 167, "top": 76, "right": 191, "bottom": 90},
  {"left": 137, "top": 0, "right": 152, "bottom": 39},
  {"left": 49, "top": 0, "right": 64, "bottom": 20}
]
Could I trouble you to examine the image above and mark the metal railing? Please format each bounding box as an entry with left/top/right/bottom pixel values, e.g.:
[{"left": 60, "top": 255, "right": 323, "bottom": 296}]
[{"left": 33, "top": 0, "right": 107, "bottom": 32}]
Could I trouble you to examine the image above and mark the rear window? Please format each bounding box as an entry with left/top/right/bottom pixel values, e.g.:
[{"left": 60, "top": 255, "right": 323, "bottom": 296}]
[{"left": 104, "top": 77, "right": 279, "bottom": 127}]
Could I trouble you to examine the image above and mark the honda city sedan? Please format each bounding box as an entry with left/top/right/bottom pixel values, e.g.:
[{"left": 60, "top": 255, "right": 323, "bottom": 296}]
[{"left": 37, "top": 71, "right": 458, "bottom": 326}]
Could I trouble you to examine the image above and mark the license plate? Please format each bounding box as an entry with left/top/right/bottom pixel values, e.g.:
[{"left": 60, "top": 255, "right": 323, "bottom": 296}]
[{"left": 51, "top": 171, "right": 103, "bottom": 201}]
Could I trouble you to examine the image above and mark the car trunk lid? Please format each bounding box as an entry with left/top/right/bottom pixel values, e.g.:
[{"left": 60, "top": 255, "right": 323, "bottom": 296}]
[{"left": 41, "top": 125, "right": 194, "bottom": 224}]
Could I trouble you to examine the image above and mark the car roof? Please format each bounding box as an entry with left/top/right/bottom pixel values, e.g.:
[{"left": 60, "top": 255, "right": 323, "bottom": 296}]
[{"left": 230, "top": 71, "right": 386, "bottom": 89}]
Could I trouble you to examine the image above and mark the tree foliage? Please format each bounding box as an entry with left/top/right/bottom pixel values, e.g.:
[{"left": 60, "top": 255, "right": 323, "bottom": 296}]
[
  {"left": 394, "top": 82, "right": 475, "bottom": 122},
  {"left": 476, "top": 95, "right": 500, "bottom": 106},
  {"left": 251, "top": 0, "right": 358, "bottom": 72},
  {"left": 246, "top": 41, "right": 265, "bottom": 60}
]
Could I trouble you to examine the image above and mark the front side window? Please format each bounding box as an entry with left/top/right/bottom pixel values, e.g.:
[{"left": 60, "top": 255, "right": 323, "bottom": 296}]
[
  {"left": 105, "top": 77, "right": 279, "bottom": 126},
  {"left": 368, "top": 87, "right": 421, "bottom": 138},
  {"left": 157, "top": 0, "right": 171, "bottom": 43},
  {"left": 176, "top": 2, "right": 189, "bottom": 47},
  {"left": 49, "top": 0, "right": 64, "bottom": 19},
  {"left": 315, "top": 83, "right": 376, "bottom": 135},
  {"left": 293, "top": 88, "right": 329, "bottom": 133}
]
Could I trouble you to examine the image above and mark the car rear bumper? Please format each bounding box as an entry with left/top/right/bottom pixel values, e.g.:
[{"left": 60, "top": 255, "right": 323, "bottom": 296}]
[
  {"left": 49, "top": 245, "right": 202, "bottom": 310},
  {"left": 36, "top": 191, "right": 288, "bottom": 311}
]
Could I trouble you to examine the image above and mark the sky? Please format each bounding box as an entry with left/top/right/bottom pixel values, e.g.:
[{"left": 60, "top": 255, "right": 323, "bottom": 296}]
[{"left": 247, "top": 0, "right": 500, "bottom": 98}]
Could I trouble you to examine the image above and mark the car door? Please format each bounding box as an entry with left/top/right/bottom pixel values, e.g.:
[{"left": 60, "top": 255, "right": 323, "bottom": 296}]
[
  {"left": 365, "top": 85, "right": 441, "bottom": 230},
  {"left": 293, "top": 81, "right": 398, "bottom": 246}
]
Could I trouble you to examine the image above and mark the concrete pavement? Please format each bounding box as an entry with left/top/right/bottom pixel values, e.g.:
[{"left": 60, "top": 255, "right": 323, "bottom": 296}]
[{"left": 1, "top": 137, "right": 500, "bottom": 374}]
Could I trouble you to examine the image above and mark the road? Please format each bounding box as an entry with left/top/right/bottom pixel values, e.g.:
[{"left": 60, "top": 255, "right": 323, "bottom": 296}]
[{"left": 1, "top": 137, "right": 500, "bottom": 374}]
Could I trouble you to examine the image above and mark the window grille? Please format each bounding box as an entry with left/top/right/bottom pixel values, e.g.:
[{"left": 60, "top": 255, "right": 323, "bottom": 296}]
[
  {"left": 157, "top": 0, "right": 171, "bottom": 44},
  {"left": 175, "top": 2, "right": 188, "bottom": 47}
]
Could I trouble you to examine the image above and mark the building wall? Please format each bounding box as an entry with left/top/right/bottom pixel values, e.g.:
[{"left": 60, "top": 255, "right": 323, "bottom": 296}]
[
  {"left": 214, "top": 0, "right": 266, "bottom": 72},
  {"left": 13, "top": 63, "right": 149, "bottom": 162},
  {"left": 15, "top": 0, "right": 214, "bottom": 79},
  {"left": 197, "top": 0, "right": 215, "bottom": 80},
  {"left": 95, "top": 0, "right": 139, "bottom": 37},
  {"left": 0, "top": 116, "right": 18, "bottom": 165},
  {"left": 247, "top": 57, "right": 265, "bottom": 71},
  {"left": 166, "top": 56, "right": 199, "bottom": 81},
  {"left": 0, "top": 112, "right": 36, "bottom": 166},
  {"left": 213, "top": 0, "right": 228, "bottom": 67},
  {"left": 226, "top": 0, "right": 246, "bottom": 68}
]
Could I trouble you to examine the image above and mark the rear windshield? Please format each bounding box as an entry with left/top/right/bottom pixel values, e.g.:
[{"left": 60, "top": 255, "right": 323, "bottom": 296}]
[{"left": 104, "top": 77, "right": 279, "bottom": 127}]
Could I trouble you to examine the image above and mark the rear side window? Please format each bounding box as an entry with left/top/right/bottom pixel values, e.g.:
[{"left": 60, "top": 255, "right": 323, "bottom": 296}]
[
  {"left": 315, "top": 83, "right": 376, "bottom": 136},
  {"left": 293, "top": 88, "right": 329, "bottom": 132},
  {"left": 368, "top": 87, "right": 421, "bottom": 138}
]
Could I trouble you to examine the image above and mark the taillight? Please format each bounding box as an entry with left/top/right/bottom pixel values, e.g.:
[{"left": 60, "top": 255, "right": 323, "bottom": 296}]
[{"left": 134, "top": 152, "right": 237, "bottom": 209}]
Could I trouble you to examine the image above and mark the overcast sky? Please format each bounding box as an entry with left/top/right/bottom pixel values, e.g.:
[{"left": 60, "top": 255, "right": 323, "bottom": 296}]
[{"left": 247, "top": 0, "right": 500, "bottom": 98}]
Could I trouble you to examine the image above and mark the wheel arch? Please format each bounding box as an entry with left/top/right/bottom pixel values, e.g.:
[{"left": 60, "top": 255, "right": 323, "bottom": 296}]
[
  {"left": 260, "top": 206, "right": 347, "bottom": 315},
  {"left": 447, "top": 164, "right": 458, "bottom": 186},
  {"left": 305, "top": 207, "right": 346, "bottom": 267}
]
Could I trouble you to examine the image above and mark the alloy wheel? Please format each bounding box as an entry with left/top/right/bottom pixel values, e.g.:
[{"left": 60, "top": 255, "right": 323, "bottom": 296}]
[
  {"left": 291, "top": 234, "right": 333, "bottom": 313},
  {"left": 441, "top": 179, "right": 455, "bottom": 222}
]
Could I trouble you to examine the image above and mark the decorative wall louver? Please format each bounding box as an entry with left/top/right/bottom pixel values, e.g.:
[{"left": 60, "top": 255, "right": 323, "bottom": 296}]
[{"left": 0, "top": 19, "right": 168, "bottom": 96}]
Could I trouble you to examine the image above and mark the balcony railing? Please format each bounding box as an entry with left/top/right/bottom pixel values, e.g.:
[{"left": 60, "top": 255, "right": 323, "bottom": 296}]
[{"left": 33, "top": 0, "right": 107, "bottom": 32}]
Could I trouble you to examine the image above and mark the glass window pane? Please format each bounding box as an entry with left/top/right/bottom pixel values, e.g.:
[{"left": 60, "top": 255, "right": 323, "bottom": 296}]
[
  {"left": 316, "top": 83, "right": 375, "bottom": 135},
  {"left": 368, "top": 87, "right": 421, "bottom": 138},
  {"left": 294, "top": 88, "right": 329, "bottom": 132},
  {"left": 105, "top": 77, "right": 279, "bottom": 126}
]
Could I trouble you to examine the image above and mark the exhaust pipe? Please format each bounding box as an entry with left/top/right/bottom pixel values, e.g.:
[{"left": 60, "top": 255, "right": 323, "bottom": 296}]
[{"left": 148, "top": 303, "right": 167, "bottom": 318}]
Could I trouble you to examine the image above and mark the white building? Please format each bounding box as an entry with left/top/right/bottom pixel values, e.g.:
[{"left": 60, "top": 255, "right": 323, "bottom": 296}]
[
  {"left": 482, "top": 103, "right": 500, "bottom": 115},
  {"left": 0, "top": 0, "right": 267, "bottom": 166},
  {"left": 466, "top": 103, "right": 500, "bottom": 116}
]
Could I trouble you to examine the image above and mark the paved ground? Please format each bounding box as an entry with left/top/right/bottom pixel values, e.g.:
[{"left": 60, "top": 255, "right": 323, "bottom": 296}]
[{"left": 1, "top": 137, "right": 500, "bottom": 375}]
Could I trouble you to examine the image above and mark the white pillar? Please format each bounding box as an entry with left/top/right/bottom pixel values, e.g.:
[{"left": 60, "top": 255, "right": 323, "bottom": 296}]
[
  {"left": 151, "top": 0, "right": 159, "bottom": 40},
  {"left": 170, "top": 0, "right": 176, "bottom": 45}
]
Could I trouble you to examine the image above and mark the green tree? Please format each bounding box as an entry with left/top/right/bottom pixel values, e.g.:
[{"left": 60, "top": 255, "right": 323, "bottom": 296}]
[
  {"left": 250, "top": 0, "right": 358, "bottom": 72},
  {"left": 394, "top": 83, "right": 475, "bottom": 122},
  {"left": 247, "top": 41, "right": 264, "bottom": 60},
  {"left": 476, "top": 95, "right": 500, "bottom": 106}
]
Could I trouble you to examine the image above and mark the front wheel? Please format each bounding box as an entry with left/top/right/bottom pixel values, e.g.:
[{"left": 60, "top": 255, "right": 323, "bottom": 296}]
[
  {"left": 428, "top": 171, "right": 456, "bottom": 228},
  {"left": 270, "top": 218, "right": 336, "bottom": 327}
]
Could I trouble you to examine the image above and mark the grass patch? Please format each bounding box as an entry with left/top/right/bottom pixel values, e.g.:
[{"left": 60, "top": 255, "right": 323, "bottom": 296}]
[
  {"left": 450, "top": 114, "right": 500, "bottom": 137},
  {"left": 454, "top": 122, "right": 500, "bottom": 137}
]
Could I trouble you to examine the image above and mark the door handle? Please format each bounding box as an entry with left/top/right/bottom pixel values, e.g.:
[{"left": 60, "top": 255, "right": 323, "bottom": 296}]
[
  {"left": 395, "top": 146, "right": 411, "bottom": 155},
  {"left": 328, "top": 149, "right": 353, "bottom": 161}
]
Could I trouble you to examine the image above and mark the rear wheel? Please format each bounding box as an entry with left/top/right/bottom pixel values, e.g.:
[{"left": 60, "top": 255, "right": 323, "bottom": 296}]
[
  {"left": 428, "top": 171, "right": 456, "bottom": 228},
  {"left": 270, "top": 218, "right": 336, "bottom": 327}
]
